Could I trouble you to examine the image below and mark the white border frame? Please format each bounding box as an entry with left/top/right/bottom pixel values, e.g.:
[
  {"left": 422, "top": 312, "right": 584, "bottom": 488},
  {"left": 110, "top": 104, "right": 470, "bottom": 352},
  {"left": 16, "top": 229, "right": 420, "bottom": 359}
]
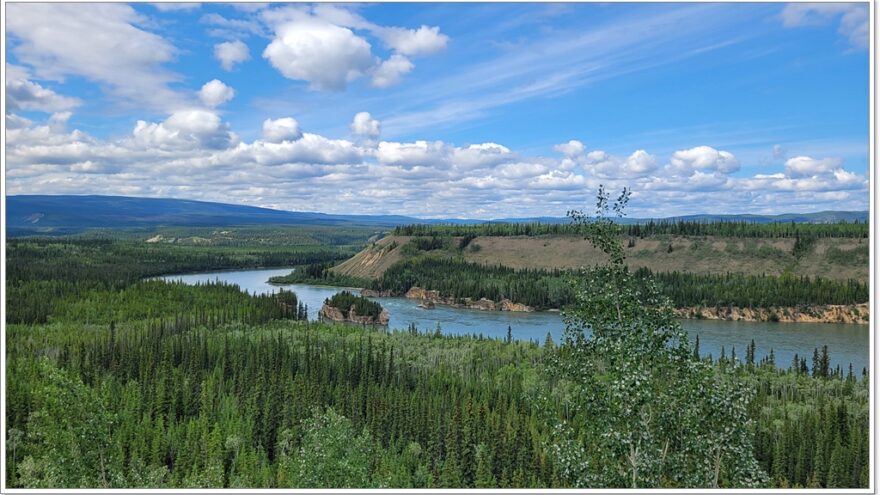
[{"left": 0, "top": 0, "right": 875, "bottom": 493}]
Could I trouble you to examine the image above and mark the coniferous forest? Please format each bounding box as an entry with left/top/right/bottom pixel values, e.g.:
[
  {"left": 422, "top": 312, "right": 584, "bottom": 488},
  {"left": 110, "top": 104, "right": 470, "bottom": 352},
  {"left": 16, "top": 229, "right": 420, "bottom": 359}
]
[{"left": 4, "top": 214, "right": 870, "bottom": 489}]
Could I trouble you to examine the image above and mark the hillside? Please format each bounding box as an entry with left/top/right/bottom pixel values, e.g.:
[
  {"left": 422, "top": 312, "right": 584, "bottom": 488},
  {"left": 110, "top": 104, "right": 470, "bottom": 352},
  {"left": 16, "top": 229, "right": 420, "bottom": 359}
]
[
  {"left": 5, "top": 195, "right": 421, "bottom": 234},
  {"left": 331, "top": 234, "right": 868, "bottom": 282}
]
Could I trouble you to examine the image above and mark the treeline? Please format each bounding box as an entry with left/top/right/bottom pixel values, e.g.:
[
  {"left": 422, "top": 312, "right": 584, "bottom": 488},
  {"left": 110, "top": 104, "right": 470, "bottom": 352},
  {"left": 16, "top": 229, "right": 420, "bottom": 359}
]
[
  {"left": 642, "top": 269, "right": 869, "bottom": 308},
  {"left": 393, "top": 220, "right": 868, "bottom": 239},
  {"left": 6, "top": 239, "right": 346, "bottom": 325},
  {"left": 267, "top": 262, "right": 370, "bottom": 288},
  {"left": 365, "top": 257, "right": 868, "bottom": 310},
  {"left": 371, "top": 258, "right": 571, "bottom": 310}
]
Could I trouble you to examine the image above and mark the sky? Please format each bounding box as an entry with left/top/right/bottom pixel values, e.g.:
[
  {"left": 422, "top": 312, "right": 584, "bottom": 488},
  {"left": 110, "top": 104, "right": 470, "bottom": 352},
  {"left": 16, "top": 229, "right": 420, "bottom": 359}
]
[{"left": 4, "top": 2, "right": 870, "bottom": 218}]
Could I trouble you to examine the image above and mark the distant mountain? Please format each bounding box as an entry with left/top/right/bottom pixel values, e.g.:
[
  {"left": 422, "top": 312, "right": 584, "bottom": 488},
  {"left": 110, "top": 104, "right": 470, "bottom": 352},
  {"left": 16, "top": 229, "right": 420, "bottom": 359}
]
[{"left": 5, "top": 195, "right": 868, "bottom": 236}]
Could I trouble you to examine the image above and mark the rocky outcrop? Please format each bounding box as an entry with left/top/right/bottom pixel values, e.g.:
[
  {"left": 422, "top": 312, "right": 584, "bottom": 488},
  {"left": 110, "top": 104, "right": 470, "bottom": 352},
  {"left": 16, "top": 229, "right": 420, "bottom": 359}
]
[
  {"left": 405, "top": 287, "right": 441, "bottom": 301},
  {"left": 468, "top": 298, "right": 496, "bottom": 311},
  {"left": 675, "top": 303, "right": 869, "bottom": 324},
  {"left": 499, "top": 299, "right": 534, "bottom": 312},
  {"left": 319, "top": 303, "right": 390, "bottom": 325},
  {"left": 402, "top": 286, "right": 535, "bottom": 313}
]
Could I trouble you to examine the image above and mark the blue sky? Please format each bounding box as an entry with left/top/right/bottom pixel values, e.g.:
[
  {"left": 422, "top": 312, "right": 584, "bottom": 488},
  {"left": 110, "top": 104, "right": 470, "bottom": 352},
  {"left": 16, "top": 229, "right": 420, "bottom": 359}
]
[{"left": 5, "top": 2, "right": 870, "bottom": 218}]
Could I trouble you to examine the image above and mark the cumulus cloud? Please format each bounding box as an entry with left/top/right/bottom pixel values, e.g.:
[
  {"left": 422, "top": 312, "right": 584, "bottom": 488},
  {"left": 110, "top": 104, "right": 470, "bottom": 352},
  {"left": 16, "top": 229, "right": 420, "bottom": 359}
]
[
  {"left": 260, "top": 5, "right": 447, "bottom": 90},
  {"left": 7, "top": 3, "right": 185, "bottom": 111},
  {"left": 781, "top": 3, "right": 868, "bottom": 49},
  {"left": 372, "top": 55, "right": 414, "bottom": 88},
  {"left": 214, "top": 40, "right": 250, "bottom": 70},
  {"left": 585, "top": 149, "right": 658, "bottom": 179},
  {"left": 132, "top": 109, "right": 237, "bottom": 150},
  {"left": 262, "top": 117, "right": 302, "bottom": 143},
  {"left": 4, "top": 108, "right": 868, "bottom": 218},
  {"left": 377, "top": 140, "right": 449, "bottom": 168},
  {"left": 351, "top": 112, "right": 381, "bottom": 139},
  {"left": 263, "top": 19, "right": 375, "bottom": 91},
  {"left": 198, "top": 80, "right": 235, "bottom": 108},
  {"left": 784, "top": 155, "right": 844, "bottom": 178},
  {"left": 667, "top": 146, "right": 739, "bottom": 176},
  {"left": 6, "top": 113, "right": 34, "bottom": 130},
  {"left": 554, "top": 140, "right": 586, "bottom": 157},
  {"left": 452, "top": 143, "right": 515, "bottom": 170},
  {"left": 6, "top": 64, "right": 82, "bottom": 113},
  {"left": 377, "top": 25, "right": 449, "bottom": 56}
]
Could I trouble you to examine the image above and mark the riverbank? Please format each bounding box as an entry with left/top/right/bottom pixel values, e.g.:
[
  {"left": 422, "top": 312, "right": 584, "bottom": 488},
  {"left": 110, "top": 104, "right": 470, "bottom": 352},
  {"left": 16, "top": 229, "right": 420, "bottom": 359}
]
[
  {"left": 675, "top": 304, "right": 869, "bottom": 325},
  {"left": 361, "top": 286, "right": 869, "bottom": 324}
]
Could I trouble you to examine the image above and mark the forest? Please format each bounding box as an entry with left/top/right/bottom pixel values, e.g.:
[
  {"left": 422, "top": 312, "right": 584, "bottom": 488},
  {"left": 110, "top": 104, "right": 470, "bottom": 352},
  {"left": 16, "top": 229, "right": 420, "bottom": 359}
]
[
  {"left": 280, "top": 257, "right": 869, "bottom": 310},
  {"left": 393, "top": 219, "right": 869, "bottom": 239},
  {"left": 3, "top": 216, "right": 870, "bottom": 489}
]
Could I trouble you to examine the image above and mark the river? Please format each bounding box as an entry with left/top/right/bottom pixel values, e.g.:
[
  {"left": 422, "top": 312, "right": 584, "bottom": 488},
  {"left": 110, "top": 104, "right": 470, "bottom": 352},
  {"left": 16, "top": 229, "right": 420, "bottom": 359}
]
[{"left": 160, "top": 267, "right": 870, "bottom": 372}]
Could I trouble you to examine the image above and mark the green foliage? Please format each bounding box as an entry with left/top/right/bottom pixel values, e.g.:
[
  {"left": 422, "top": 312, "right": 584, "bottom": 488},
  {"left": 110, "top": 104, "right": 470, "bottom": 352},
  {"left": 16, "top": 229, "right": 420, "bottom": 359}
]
[
  {"left": 267, "top": 262, "right": 370, "bottom": 288},
  {"left": 282, "top": 408, "right": 374, "bottom": 487},
  {"left": 545, "top": 187, "right": 766, "bottom": 488},
  {"left": 366, "top": 257, "right": 867, "bottom": 310},
  {"left": 325, "top": 291, "right": 383, "bottom": 318},
  {"left": 393, "top": 219, "right": 868, "bottom": 239},
  {"left": 825, "top": 244, "right": 869, "bottom": 266},
  {"left": 642, "top": 269, "right": 868, "bottom": 308},
  {"left": 4, "top": 222, "right": 869, "bottom": 489},
  {"left": 371, "top": 257, "right": 572, "bottom": 310},
  {"left": 6, "top": 238, "right": 346, "bottom": 324}
]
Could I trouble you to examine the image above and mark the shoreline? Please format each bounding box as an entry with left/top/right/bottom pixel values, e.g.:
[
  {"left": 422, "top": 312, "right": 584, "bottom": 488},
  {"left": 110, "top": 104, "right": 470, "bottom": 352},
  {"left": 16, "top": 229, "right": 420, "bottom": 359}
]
[{"left": 362, "top": 287, "right": 869, "bottom": 325}]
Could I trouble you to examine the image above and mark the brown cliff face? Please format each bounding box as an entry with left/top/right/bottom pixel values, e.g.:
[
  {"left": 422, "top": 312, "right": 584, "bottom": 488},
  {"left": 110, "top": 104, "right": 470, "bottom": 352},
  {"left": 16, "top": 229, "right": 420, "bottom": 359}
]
[
  {"left": 402, "top": 286, "right": 535, "bottom": 313},
  {"left": 319, "top": 303, "right": 390, "bottom": 325},
  {"left": 674, "top": 303, "right": 869, "bottom": 324}
]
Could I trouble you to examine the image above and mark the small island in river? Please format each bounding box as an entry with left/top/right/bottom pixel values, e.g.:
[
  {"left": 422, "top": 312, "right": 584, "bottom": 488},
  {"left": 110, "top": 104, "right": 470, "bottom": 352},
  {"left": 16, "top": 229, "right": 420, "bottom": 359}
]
[{"left": 319, "top": 290, "right": 390, "bottom": 325}]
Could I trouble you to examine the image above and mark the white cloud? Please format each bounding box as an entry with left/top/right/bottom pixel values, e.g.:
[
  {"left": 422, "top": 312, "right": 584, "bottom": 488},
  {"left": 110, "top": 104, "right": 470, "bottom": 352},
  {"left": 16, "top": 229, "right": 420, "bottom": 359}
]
[
  {"left": 132, "top": 109, "right": 237, "bottom": 150},
  {"left": 198, "top": 79, "right": 235, "bottom": 108},
  {"left": 586, "top": 149, "right": 658, "bottom": 179},
  {"left": 228, "top": 133, "right": 362, "bottom": 165},
  {"left": 668, "top": 146, "right": 739, "bottom": 176},
  {"left": 377, "top": 140, "right": 449, "bottom": 168},
  {"left": 262, "top": 117, "right": 303, "bottom": 143},
  {"left": 781, "top": 3, "right": 868, "bottom": 49},
  {"left": 4, "top": 107, "right": 868, "bottom": 218},
  {"left": 259, "top": 6, "right": 447, "bottom": 91},
  {"left": 371, "top": 55, "right": 414, "bottom": 88},
  {"left": 263, "top": 20, "right": 374, "bottom": 91},
  {"left": 6, "top": 113, "right": 33, "bottom": 130},
  {"left": 7, "top": 3, "right": 185, "bottom": 111},
  {"left": 214, "top": 40, "right": 250, "bottom": 71},
  {"left": 201, "top": 13, "right": 265, "bottom": 38},
  {"left": 351, "top": 112, "right": 381, "bottom": 139},
  {"left": 6, "top": 64, "right": 81, "bottom": 113},
  {"left": 554, "top": 140, "right": 586, "bottom": 157},
  {"left": 152, "top": 3, "right": 200, "bottom": 12},
  {"left": 784, "top": 155, "right": 843, "bottom": 178},
  {"left": 452, "top": 143, "right": 515, "bottom": 170},
  {"left": 377, "top": 25, "right": 449, "bottom": 56}
]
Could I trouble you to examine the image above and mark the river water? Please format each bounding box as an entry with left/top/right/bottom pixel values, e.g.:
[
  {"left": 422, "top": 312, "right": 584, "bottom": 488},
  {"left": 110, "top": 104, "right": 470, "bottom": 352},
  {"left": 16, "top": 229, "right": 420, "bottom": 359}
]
[{"left": 160, "top": 267, "right": 870, "bottom": 372}]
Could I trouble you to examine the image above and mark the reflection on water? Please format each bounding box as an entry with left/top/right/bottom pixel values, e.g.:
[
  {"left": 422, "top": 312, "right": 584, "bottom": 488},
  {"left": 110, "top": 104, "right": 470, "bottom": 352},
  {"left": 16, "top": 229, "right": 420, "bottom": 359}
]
[{"left": 160, "top": 267, "right": 870, "bottom": 372}]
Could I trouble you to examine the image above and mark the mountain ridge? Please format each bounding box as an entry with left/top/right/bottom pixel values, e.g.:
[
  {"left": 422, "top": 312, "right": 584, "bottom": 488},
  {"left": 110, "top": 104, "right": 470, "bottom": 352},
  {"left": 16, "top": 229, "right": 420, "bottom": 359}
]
[{"left": 6, "top": 194, "right": 868, "bottom": 236}]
